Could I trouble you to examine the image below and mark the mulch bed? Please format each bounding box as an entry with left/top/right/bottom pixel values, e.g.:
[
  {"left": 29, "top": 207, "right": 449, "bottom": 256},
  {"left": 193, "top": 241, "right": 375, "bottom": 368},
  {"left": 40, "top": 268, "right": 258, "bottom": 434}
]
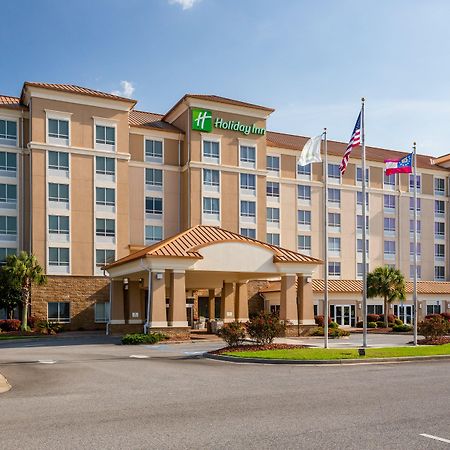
[
  {"left": 417, "top": 337, "right": 450, "bottom": 345},
  {"left": 211, "top": 343, "right": 306, "bottom": 354}
]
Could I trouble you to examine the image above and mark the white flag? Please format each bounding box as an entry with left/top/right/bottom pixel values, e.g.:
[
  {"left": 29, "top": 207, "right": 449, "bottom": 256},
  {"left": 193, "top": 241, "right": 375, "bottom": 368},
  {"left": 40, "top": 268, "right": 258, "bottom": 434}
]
[{"left": 298, "top": 135, "right": 322, "bottom": 166}]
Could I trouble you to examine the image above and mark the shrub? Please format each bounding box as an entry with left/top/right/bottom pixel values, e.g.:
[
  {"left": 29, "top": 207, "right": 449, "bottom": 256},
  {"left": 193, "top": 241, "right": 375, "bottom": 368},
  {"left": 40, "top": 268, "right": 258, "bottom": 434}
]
[
  {"left": 314, "top": 315, "right": 332, "bottom": 326},
  {"left": 394, "top": 318, "right": 403, "bottom": 326},
  {"left": 217, "top": 322, "right": 246, "bottom": 347},
  {"left": 245, "top": 312, "right": 286, "bottom": 345},
  {"left": 36, "top": 320, "right": 61, "bottom": 335},
  {"left": 440, "top": 312, "right": 450, "bottom": 321},
  {"left": 121, "top": 332, "right": 167, "bottom": 345},
  {"left": 367, "top": 314, "right": 380, "bottom": 323},
  {"left": 388, "top": 322, "right": 395, "bottom": 328},
  {"left": 356, "top": 321, "right": 363, "bottom": 328},
  {"left": 376, "top": 321, "right": 387, "bottom": 328},
  {"left": 0, "top": 319, "right": 21, "bottom": 331},
  {"left": 28, "top": 316, "right": 38, "bottom": 329},
  {"left": 329, "top": 321, "right": 339, "bottom": 329},
  {"left": 379, "top": 314, "right": 396, "bottom": 323},
  {"left": 418, "top": 316, "right": 450, "bottom": 340},
  {"left": 392, "top": 324, "right": 413, "bottom": 332},
  {"left": 311, "top": 327, "right": 350, "bottom": 338},
  {"left": 367, "top": 322, "right": 377, "bottom": 328}
]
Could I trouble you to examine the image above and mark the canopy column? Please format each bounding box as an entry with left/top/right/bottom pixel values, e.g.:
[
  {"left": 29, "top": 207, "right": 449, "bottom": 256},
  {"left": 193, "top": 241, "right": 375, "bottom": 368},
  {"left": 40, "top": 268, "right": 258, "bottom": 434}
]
[
  {"left": 208, "top": 289, "right": 216, "bottom": 320},
  {"left": 150, "top": 271, "right": 168, "bottom": 328},
  {"left": 297, "top": 275, "right": 315, "bottom": 325},
  {"left": 128, "top": 281, "right": 143, "bottom": 324},
  {"left": 110, "top": 280, "right": 125, "bottom": 324},
  {"left": 235, "top": 282, "right": 249, "bottom": 322},
  {"left": 168, "top": 270, "right": 188, "bottom": 327},
  {"left": 280, "top": 274, "right": 298, "bottom": 324},
  {"left": 220, "top": 282, "right": 235, "bottom": 323}
]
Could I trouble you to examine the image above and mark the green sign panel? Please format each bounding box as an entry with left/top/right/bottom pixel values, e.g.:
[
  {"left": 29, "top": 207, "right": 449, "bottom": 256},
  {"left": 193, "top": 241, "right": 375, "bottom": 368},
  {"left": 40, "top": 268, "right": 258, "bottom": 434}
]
[{"left": 192, "top": 109, "right": 212, "bottom": 132}]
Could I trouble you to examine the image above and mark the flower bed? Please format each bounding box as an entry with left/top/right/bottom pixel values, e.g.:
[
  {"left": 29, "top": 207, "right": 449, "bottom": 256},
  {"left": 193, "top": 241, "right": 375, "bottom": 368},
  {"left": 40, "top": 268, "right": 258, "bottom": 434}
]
[
  {"left": 211, "top": 343, "right": 306, "bottom": 354},
  {"left": 418, "top": 337, "right": 450, "bottom": 345}
]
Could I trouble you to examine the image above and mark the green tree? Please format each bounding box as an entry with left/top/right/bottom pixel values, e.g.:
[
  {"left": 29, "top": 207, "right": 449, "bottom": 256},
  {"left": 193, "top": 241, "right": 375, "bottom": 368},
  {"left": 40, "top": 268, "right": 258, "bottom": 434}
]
[
  {"left": 3, "top": 252, "right": 46, "bottom": 331},
  {"left": 0, "top": 268, "right": 22, "bottom": 319},
  {"left": 367, "top": 266, "right": 406, "bottom": 326}
]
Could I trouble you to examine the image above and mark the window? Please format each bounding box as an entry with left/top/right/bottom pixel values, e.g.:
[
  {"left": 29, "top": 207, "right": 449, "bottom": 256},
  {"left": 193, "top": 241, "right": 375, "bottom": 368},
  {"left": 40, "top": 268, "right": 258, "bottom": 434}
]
[
  {"left": 298, "top": 235, "right": 311, "bottom": 251},
  {"left": 328, "top": 262, "right": 341, "bottom": 277},
  {"left": 357, "top": 239, "right": 369, "bottom": 254},
  {"left": 0, "top": 247, "right": 15, "bottom": 264},
  {"left": 95, "top": 302, "right": 110, "bottom": 323},
  {"left": 48, "top": 183, "right": 69, "bottom": 203},
  {"left": 435, "top": 221, "right": 445, "bottom": 238},
  {"left": 0, "top": 216, "right": 16, "bottom": 235},
  {"left": 0, "top": 184, "right": 16, "bottom": 204},
  {"left": 384, "top": 173, "right": 395, "bottom": 188},
  {"left": 328, "top": 163, "right": 340, "bottom": 180},
  {"left": 266, "top": 181, "right": 279, "bottom": 198},
  {"left": 48, "top": 118, "right": 69, "bottom": 140},
  {"left": 435, "top": 266, "right": 445, "bottom": 280},
  {"left": 368, "top": 305, "right": 383, "bottom": 315},
  {"left": 298, "top": 210, "right": 311, "bottom": 225},
  {"left": 267, "top": 233, "right": 280, "bottom": 246},
  {"left": 410, "top": 265, "right": 421, "bottom": 280},
  {"left": 384, "top": 217, "right": 396, "bottom": 233},
  {"left": 435, "top": 244, "right": 445, "bottom": 259},
  {"left": 409, "top": 174, "right": 421, "bottom": 192},
  {"left": 203, "top": 197, "right": 220, "bottom": 215},
  {"left": 145, "top": 225, "right": 163, "bottom": 243},
  {"left": 357, "top": 191, "right": 369, "bottom": 207},
  {"left": 96, "top": 156, "right": 115, "bottom": 175},
  {"left": 47, "top": 302, "right": 70, "bottom": 323},
  {"left": 298, "top": 185, "right": 311, "bottom": 200},
  {"left": 384, "top": 194, "right": 395, "bottom": 210},
  {"left": 297, "top": 163, "right": 311, "bottom": 177},
  {"left": 96, "top": 218, "right": 115, "bottom": 237},
  {"left": 240, "top": 200, "right": 256, "bottom": 217},
  {"left": 266, "top": 155, "right": 280, "bottom": 174},
  {"left": 48, "top": 247, "right": 69, "bottom": 266},
  {"left": 328, "top": 237, "right": 341, "bottom": 253},
  {"left": 410, "top": 242, "right": 421, "bottom": 256},
  {"left": 435, "top": 200, "right": 445, "bottom": 216},
  {"left": 0, "top": 152, "right": 16, "bottom": 173},
  {"left": 426, "top": 303, "right": 441, "bottom": 315},
  {"left": 240, "top": 228, "right": 256, "bottom": 239},
  {"left": 96, "top": 249, "right": 115, "bottom": 267},
  {"left": 384, "top": 240, "right": 396, "bottom": 257},
  {"left": 435, "top": 177, "right": 445, "bottom": 195},
  {"left": 146, "top": 168, "right": 163, "bottom": 187},
  {"left": 48, "top": 151, "right": 69, "bottom": 171},
  {"left": 145, "top": 197, "right": 163, "bottom": 215},
  {"left": 96, "top": 125, "right": 115, "bottom": 146},
  {"left": 203, "top": 169, "right": 219, "bottom": 187},
  {"left": 409, "top": 197, "right": 421, "bottom": 212},
  {"left": 267, "top": 207, "right": 280, "bottom": 223},
  {"left": 48, "top": 215, "right": 69, "bottom": 235},
  {"left": 203, "top": 140, "right": 219, "bottom": 161},
  {"left": 240, "top": 145, "right": 256, "bottom": 166},
  {"left": 145, "top": 139, "right": 163, "bottom": 161},
  {"left": 357, "top": 263, "right": 369, "bottom": 277},
  {"left": 409, "top": 220, "right": 421, "bottom": 234},
  {"left": 328, "top": 212, "right": 340, "bottom": 228},
  {"left": 96, "top": 187, "right": 115, "bottom": 206},
  {"left": 0, "top": 119, "right": 17, "bottom": 144},
  {"left": 356, "top": 167, "right": 369, "bottom": 183},
  {"left": 328, "top": 188, "right": 340, "bottom": 206},
  {"left": 357, "top": 215, "right": 369, "bottom": 231},
  {"left": 240, "top": 173, "right": 256, "bottom": 191}
]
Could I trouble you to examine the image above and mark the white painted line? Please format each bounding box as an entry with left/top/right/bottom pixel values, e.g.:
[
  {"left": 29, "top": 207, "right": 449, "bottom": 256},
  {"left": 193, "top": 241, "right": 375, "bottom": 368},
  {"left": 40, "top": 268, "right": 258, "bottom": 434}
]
[
  {"left": 37, "top": 360, "right": 56, "bottom": 364},
  {"left": 420, "top": 433, "right": 450, "bottom": 444},
  {"left": 129, "top": 355, "right": 150, "bottom": 359}
]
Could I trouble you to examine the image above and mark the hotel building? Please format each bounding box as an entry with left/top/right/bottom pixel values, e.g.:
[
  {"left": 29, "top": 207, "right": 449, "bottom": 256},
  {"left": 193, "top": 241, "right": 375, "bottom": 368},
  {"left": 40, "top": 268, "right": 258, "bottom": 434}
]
[{"left": 1, "top": 82, "right": 450, "bottom": 331}]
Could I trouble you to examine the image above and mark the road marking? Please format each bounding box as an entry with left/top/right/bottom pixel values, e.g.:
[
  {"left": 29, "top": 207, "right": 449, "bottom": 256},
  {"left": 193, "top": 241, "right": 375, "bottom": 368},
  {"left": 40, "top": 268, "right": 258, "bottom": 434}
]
[
  {"left": 37, "top": 360, "right": 56, "bottom": 364},
  {"left": 129, "top": 355, "right": 150, "bottom": 359},
  {"left": 420, "top": 433, "right": 450, "bottom": 444}
]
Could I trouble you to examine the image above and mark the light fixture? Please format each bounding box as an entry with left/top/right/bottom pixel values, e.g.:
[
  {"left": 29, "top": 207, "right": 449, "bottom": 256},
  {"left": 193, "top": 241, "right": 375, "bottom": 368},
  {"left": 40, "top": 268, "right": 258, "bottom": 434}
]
[
  {"left": 306, "top": 276, "right": 312, "bottom": 283},
  {"left": 155, "top": 272, "right": 163, "bottom": 280},
  {"left": 123, "top": 278, "right": 129, "bottom": 290}
]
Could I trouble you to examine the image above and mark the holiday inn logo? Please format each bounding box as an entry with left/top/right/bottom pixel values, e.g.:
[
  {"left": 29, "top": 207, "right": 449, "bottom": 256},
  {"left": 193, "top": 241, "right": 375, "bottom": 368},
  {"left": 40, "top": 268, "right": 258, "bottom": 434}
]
[{"left": 192, "top": 109, "right": 212, "bottom": 132}]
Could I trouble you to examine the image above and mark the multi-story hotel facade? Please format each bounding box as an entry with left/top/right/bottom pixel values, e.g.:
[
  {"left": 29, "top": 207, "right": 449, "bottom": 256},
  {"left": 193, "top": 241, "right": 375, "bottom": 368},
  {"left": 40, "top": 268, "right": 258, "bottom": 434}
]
[{"left": 1, "top": 82, "right": 450, "bottom": 331}]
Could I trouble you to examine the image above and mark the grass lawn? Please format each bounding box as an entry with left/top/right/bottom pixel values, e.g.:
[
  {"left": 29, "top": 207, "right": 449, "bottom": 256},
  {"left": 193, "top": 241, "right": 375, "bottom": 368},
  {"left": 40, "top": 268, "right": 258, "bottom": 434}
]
[
  {"left": 224, "top": 344, "right": 450, "bottom": 360},
  {"left": 0, "top": 334, "right": 45, "bottom": 341}
]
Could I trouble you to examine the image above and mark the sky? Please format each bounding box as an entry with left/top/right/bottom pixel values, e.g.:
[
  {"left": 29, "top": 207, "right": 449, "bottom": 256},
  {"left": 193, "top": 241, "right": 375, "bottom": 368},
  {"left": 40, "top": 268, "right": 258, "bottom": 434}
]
[{"left": 2, "top": 0, "right": 450, "bottom": 156}]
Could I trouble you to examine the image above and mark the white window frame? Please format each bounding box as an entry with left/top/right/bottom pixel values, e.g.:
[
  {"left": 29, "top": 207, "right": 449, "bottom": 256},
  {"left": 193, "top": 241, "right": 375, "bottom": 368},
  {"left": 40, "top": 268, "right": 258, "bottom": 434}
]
[
  {"left": 239, "top": 139, "right": 257, "bottom": 169},
  {"left": 201, "top": 134, "right": 221, "bottom": 165},
  {"left": 94, "top": 118, "right": 117, "bottom": 152},
  {"left": 95, "top": 302, "right": 110, "bottom": 323},
  {"left": 45, "top": 110, "right": 72, "bottom": 147},
  {"left": 434, "top": 176, "right": 445, "bottom": 196},
  {"left": 145, "top": 225, "right": 163, "bottom": 244},
  {"left": 47, "top": 301, "right": 71, "bottom": 323},
  {"left": 145, "top": 138, "right": 164, "bottom": 163},
  {"left": 0, "top": 117, "right": 18, "bottom": 147},
  {"left": 266, "top": 154, "right": 280, "bottom": 177}
]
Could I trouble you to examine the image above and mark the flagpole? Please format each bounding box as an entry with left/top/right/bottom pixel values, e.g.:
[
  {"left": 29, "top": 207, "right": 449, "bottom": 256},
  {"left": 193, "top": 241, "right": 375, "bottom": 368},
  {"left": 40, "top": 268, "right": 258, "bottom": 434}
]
[
  {"left": 323, "top": 128, "right": 329, "bottom": 348},
  {"left": 413, "top": 142, "right": 418, "bottom": 346},
  {"left": 361, "top": 97, "right": 368, "bottom": 348}
]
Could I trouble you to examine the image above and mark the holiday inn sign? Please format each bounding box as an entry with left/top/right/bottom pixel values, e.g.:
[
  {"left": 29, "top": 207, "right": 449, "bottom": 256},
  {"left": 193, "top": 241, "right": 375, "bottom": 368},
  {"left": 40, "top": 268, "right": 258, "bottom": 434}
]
[{"left": 191, "top": 108, "right": 266, "bottom": 136}]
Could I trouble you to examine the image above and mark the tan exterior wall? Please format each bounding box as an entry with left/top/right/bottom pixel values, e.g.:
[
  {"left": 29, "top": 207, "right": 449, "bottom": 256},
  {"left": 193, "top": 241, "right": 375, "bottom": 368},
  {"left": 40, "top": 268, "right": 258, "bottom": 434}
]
[
  {"left": 31, "top": 149, "right": 46, "bottom": 266},
  {"left": 164, "top": 170, "right": 180, "bottom": 237},
  {"left": 129, "top": 133, "right": 144, "bottom": 161},
  {"left": 129, "top": 166, "right": 144, "bottom": 245},
  {"left": 116, "top": 159, "right": 130, "bottom": 259},
  {"left": 221, "top": 171, "right": 238, "bottom": 232}
]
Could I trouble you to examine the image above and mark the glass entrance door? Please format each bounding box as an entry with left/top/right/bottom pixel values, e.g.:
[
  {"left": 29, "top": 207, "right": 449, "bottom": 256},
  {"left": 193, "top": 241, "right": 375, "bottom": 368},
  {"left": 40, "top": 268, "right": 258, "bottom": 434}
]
[
  {"left": 333, "top": 305, "right": 355, "bottom": 327},
  {"left": 394, "top": 305, "right": 413, "bottom": 324}
]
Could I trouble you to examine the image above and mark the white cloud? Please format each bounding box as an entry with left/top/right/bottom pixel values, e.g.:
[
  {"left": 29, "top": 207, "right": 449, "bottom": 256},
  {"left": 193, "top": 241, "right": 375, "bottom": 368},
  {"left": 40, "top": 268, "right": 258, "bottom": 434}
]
[
  {"left": 169, "top": 0, "right": 200, "bottom": 10},
  {"left": 111, "top": 80, "right": 135, "bottom": 98}
]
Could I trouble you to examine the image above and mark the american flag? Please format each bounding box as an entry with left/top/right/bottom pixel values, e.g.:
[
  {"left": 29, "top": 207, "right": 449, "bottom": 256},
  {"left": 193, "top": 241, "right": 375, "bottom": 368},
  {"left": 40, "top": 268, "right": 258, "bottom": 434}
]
[{"left": 339, "top": 111, "right": 362, "bottom": 174}]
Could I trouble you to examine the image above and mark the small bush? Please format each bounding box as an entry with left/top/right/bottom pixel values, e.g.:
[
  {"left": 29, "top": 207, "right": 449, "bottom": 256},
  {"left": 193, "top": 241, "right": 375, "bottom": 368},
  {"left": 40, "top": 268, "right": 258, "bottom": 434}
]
[
  {"left": 329, "top": 321, "right": 339, "bottom": 329},
  {"left": 356, "top": 321, "right": 363, "bottom": 328},
  {"left": 368, "top": 322, "right": 377, "bottom": 328},
  {"left": 28, "top": 316, "right": 38, "bottom": 329},
  {"left": 394, "top": 318, "right": 403, "bottom": 326},
  {"left": 311, "top": 327, "right": 350, "bottom": 338},
  {"left": 121, "top": 332, "right": 167, "bottom": 345},
  {"left": 392, "top": 324, "right": 413, "bottom": 332},
  {"left": 418, "top": 316, "right": 450, "bottom": 340},
  {"left": 0, "top": 319, "right": 21, "bottom": 332},
  {"left": 217, "top": 322, "right": 246, "bottom": 347},
  {"left": 376, "top": 321, "right": 387, "bottom": 328},
  {"left": 379, "top": 314, "right": 396, "bottom": 324},
  {"left": 314, "top": 315, "right": 332, "bottom": 326},
  {"left": 367, "top": 314, "right": 380, "bottom": 323},
  {"left": 36, "top": 320, "right": 61, "bottom": 335},
  {"left": 245, "top": 312, "right": 286, "bottom": 345},
  {"left": 440, "top": 312, "right": 450, "bottom": 321}
]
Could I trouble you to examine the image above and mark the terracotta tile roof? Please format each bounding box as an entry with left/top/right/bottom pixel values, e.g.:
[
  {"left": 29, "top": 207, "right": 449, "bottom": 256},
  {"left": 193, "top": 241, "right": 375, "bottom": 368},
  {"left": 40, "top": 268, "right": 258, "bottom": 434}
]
[
  {"left": 266, "top": 131, "right": 440, "bottom": 171},
  {"left": 260, "top": 279, "right": 450, "bottom": 295},
  {"left": 105, "top": 225, "right": 321, "bottom": 269},
  {"left": 22, "top": 82, "right": 137, "bottom": 105},
  {"left": 0, "top": 95, "right": 26, "bottom": 110},
  {"left": 128, "top": 110, "right": 183, "bottom": 133}
]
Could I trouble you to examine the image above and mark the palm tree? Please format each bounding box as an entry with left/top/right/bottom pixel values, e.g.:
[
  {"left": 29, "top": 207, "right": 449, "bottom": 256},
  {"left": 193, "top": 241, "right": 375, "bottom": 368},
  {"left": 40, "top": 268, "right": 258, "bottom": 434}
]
[
  {"left": 367, "top": 266, "right": 406, "bottom": 326},
  {"left": 3, "top": 252, "right": 46, "bottom": 331}
]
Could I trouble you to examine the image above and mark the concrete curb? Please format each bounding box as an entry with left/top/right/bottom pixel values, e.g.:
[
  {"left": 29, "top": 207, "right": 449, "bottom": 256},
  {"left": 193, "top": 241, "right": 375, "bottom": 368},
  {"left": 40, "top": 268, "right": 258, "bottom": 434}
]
[
  {"left": 204, "top": 352, "right": 450, "bottom": 365},
  {"left": 0, "top": 373, "right": 11, "bottom": 394}
]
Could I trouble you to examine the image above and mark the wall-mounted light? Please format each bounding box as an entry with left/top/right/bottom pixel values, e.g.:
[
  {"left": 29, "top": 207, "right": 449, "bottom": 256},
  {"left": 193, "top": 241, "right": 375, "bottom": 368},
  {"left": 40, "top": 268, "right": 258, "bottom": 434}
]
[
  {"left": 123, "top": 278, "right": 129, "bottom": 290},
  {"left": 306, "top": 277, "right": 312, "bottom": 283},
  {"left": 155, "top": 273, "right": 163, "bottom": 280},
  {"left": 138, "top": 278, "right": 144, "bottom": 287}
]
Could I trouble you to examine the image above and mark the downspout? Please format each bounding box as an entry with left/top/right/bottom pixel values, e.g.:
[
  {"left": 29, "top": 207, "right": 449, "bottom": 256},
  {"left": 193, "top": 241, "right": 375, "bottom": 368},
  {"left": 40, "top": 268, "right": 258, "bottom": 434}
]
[
  {"left": 20, "top": 108, "right": 24, "bottom": 252},
  {"left": 105, "top": 271, "right": 112, "bottom": 336},
  {"left": 178, "top": 133, "right": 181, "bottom": 232},
  {"left": 187, "top": 106, "right": 191, "bottom": 227},
  {"left": 29, "top": 98, "right": 33, "bottom": 252},
  {"left": 140, "top": 258, "right": 152, "bottom": 334}
]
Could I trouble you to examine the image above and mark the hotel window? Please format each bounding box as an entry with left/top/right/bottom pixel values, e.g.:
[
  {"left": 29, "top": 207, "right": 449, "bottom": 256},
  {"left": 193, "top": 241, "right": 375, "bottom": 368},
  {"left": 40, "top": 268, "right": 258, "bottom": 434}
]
[
  {"left": 48, "top": 183, "right": 69, "bottom": 203},
  {"left": 48, "top": 118, "right": 69, "bottom": 140},
  {"left": 384, "top": 194, "right": 395, "bottom": 211},
  {"left": 384, "top": 217, "right": 396, "bottom": 233},
  {"left": 95, "top": 302, "right": 110, "bottom": 323},
  {"left": 96, "top": 187, "right": 115, "bottom": 206},
  {"left": 267, "top": 207, "right": 280, "bottom": 223},
  {"left": 298, "top": 210, "right": 311, "bottom": 226},
  {"left": 96, "top": 125, "right": 115, "bottom": 146},
  {"left": 356, "top": 167, "right": 369, "bottom": 184},
  {"left": 240, "top": 173, "right": 256, "bottom": 192},
  {"left": 435, "top": 177, "right": 445, "bottom": 196},
  {"left": 357, "top": 191, "right": 369, "bottom": 207},
  {"left": 240, "top": 228, "right": 256, "bottom": 239},
  {"left": 0, "top": 216, "right": 16, "bottom": 235},
  {"left": 48, "top": 215, "right": 69, "bottom": 235},
  {"left": 298, "top": 235, "right": 311, "bottom": 252},
  {"left": 267, "top": 233, "right": 280, "bottom": 246},
  {"left": 145, "top": 139, "right": 163, "bottom": 161},
  {"left": 297, "top": 163, "right": 311, "bottom": 177},
  {"left": 367, "top": 305, "right": 383, "bottom": 315},
  {"left": 328, "top": 262, "right": 341, "bottom": 277},
  {"left": 435, "top": 221, "right": 445, "bottom": 238},
  {"left": 435, "top": 200, "right": 445, "bottom": 216},
  {"left": 410, "top": 265, "right": 421, "bottom": 280},
  {"left": 266, "top": 155, "right": 280, "bottom": 175},
  {"left": 357, "top": 263, "right": 369, "bottom": 278},
  {"left": 0, "top": 247, "right": 16, "bottom": 264},
  {"left": 328, "top": 212, "right": 340, "bottom": 229},
  {"left": 409, "top": 197, "right": 421, "bottom": 212},
  {"left": 410, "top": 242, "right": 421, "bottom": 256},
  {"left": 409, "top": 219, "right": 421, "bottom": 234},
  {"left": 357, "top": 215, "right": 369, "bottom": 231},
  {"left": 435, "top": 244, "right": 445, "bottom": 259},
  {"left": 96, "top": 249, "right": 115, "bottom": 267},
  {"left": 409, "top": 174, "right": 421, "bottom": 192},
  {"left": 146, "top": 168, "right": 163, "bottom": 187},
  {"left": 384, "top": 173, "right": 395, "bottom": 188},
  {"left": 0, "top": 184, "right": 16, "bottom": 204},
  {"left": 328, "top": 188, "right": 340, "bottom": 206},
  {"left": 426, "top": 302, "right": 441, "bottom": 315},
  {"left": 145, "top": 225, "right": 163, "bottom": 243},
  {"left": 96, "top": 156, "right": 115, "bottom": 175},
  {"left": 203, "top": 140, "right": 219, "bottom": 162},
  {"left": 328, "top": 237, "right": 341, "bottom": 253},
  {"left": 96, "top": 218, "right": 115, "bottom": 237},
  {"left": 203, "top": 169, "right": 219, "bottom": 188},
  {"left": 298, "top": 185, "right": 311, "bottom": 201},
  {"left": 0, "top": 119, "right": 17, "bottom": 145},
  {"left": 240, "top": 200, "right": 256, "bottom": 218},
  {"left": 240, "top": 145, "right": 256, "bottom": 168},
  {"left": 328, "top": 163, "right": 341, "bottom": 181},
  {"left": 48, "top": 151, "right": 69, "bottom": 171},
  {"left": 384, "top": 240, "right": 396, "bottom": 258},
  {"left": 435, "top": 265, "right": 445, "bottom": 280},
  {"left": 357, "top": 239, "right": 369, "bottom": 254},
  {"left": 266, "top": 181, "right": 279, "bottom": 198},
  {"left": 146, "top": 197, "right": 163, "bottom": 215},
  {"left": 0, "top": 152, "right": 16, "bottom": 174},
  {"left": 203, "top": 197, "right": 220, "bottom": 216},
  {"left": 48, "top": 247, "right": 69, "bottom": 267},
  {"left": 47, "top": 302, "right": 70, "bottom": 323}
]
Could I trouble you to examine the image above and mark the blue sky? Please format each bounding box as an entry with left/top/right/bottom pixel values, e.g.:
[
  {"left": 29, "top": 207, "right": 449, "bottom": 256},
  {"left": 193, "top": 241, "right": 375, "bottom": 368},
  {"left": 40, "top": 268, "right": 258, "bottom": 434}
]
[{"left": 2, "top": 0, "right": 450, "bottom": 156}]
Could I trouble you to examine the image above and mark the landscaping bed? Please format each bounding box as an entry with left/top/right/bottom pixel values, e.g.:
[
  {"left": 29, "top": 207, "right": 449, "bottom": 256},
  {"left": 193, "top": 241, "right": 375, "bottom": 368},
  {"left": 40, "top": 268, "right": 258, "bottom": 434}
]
[{"left": 211, "top": 343, "right": 306, "bottom": 355}]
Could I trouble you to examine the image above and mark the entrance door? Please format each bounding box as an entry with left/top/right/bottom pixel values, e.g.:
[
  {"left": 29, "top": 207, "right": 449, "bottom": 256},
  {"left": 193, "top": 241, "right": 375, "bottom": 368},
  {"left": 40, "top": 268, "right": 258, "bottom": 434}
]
[
  {"left": 394, "top": 305, "right": 413, "bottom": 324},
  {"left": 333, "top": 305, "right": 355, "bottom": 327}
]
